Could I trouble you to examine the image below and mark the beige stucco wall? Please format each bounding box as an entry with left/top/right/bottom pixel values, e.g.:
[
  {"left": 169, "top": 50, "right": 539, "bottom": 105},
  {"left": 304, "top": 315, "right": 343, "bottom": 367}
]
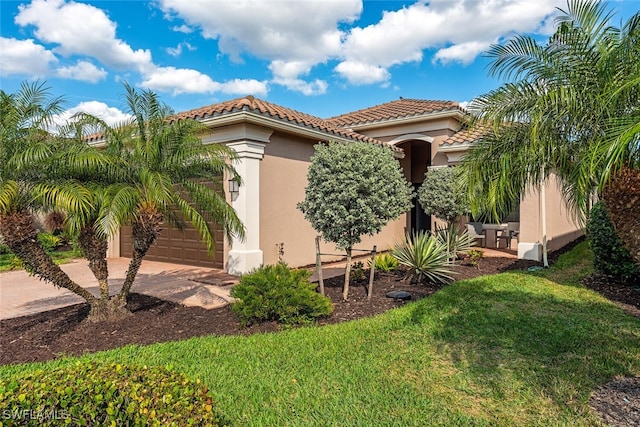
[
  {"left": 519, "top": 174, "right": 583, "bottom": 252},
  {"left": 259, "top": 132, "right": 407, "bottom": 268}
]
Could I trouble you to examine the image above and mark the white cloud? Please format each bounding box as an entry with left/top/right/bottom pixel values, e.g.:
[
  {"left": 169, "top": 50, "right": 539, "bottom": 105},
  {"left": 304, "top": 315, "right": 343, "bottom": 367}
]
[
  {"left": 166, "top": 42, "right": 195, "bottom": 57},
  {"left": 157, "top": 0, "right": 361, "bottom": 93},
  {"left": 432, "top": 41, "right": 492, "bottom": 66},
  {"left": 335, "top": 0, "right": 564, "bottom": 81},
  {"left": 56, "top": 60, "right": 107, "bottom": 83},
  {"left": 171, "top": 24, "right": 193, "bottom": 34},
  {"left": 0, "top": 37, "right": 57, "bottom": 76},
  {"left": 15, "top": 0, "right": 152, "bottom": 72},
  {"left": 141, "top": 66, "right": 268, "bottom": 96},
  {"left": 333, "top": 61, "right": 390, "bottom": 85},
  {"left": 54, "top": 101, "right": 132, "bottom": 130},
  {"left": 272, "top": 77, "right": 328, "bottom": 96},
  {"left": 218, "top": 79, "right": 268, "bottom": 96}
]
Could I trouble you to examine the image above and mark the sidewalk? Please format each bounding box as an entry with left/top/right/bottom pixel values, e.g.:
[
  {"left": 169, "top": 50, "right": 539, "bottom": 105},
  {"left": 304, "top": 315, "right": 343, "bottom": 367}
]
[{"left": 0, "top": 258, "right": 238, "bottom": 320}]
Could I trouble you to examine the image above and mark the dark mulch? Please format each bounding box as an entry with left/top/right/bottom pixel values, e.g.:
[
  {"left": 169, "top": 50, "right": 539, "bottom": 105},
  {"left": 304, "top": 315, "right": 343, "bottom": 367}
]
[{"left": 1, "top": 241, "right": 638, "bottom": 425}]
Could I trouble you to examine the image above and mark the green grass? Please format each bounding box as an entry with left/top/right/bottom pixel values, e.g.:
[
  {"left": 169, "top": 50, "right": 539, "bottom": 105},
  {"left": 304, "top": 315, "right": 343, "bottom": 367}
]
[
  {"left": 0, "top": 250, "right": 81, "bottom": 272},
  {"left": 2, "top": 243, "right": 639, "bottom": 426}
]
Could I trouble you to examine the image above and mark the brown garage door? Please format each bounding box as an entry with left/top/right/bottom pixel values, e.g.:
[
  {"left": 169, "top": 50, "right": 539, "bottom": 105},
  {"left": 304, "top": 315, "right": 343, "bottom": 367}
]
[{"left": 120, "top": 222, "right": 224, "bottom": 269}]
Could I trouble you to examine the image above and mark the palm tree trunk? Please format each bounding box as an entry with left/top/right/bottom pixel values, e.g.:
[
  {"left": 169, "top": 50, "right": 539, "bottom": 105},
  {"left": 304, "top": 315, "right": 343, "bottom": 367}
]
[
  {"left": 602, "top": 167, "right": 640, "bottom": 265},
  {"left": 119, "top": 211, "right": 163, "bottom": 300},
  {"left": 78, "top": 226, "right": 110, "bottom": 300},
  {"left": 0, "top": 211, "right": 98, "bottom": 305}
]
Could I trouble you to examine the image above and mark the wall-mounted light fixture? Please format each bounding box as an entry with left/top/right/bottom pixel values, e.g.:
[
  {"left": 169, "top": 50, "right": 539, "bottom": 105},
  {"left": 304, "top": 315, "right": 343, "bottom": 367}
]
[{"left": 228, "top": 178, "right": 240, "bottom": 195}]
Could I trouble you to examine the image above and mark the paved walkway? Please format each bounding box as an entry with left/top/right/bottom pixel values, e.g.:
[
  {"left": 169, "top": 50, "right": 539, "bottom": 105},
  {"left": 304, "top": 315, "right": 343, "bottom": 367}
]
[{"left": 0, "top": 258, "right": 238, "bottom": 320}]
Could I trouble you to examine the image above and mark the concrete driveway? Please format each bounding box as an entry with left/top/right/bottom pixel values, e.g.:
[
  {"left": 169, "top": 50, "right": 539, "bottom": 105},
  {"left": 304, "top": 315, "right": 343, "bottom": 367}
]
[{"left": 0, "top": 258, "right": 238, "bottom": 320}]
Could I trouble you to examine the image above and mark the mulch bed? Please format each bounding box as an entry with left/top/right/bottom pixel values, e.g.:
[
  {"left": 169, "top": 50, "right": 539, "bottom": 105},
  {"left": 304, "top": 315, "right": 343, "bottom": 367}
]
[{"left": 1, "top": 241, "right": 638, "bottom": 426}]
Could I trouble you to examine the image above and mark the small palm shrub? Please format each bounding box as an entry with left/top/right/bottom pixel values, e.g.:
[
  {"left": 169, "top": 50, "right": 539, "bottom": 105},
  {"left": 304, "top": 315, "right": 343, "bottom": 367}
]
[
  {"left": 0, "top": 361, "right": 229, "bottom": 426},
  {"left": 586, "top": 201, "right": 640, "bottom": 283},
  {"left": 369, "top": 252, "right": 399, "bottom": 272},
  {"left": 44, "top": 211, "right": 66, "bottom": 235},
  {"left": 37, "top": 232, "right": 62, "bottom": 253},
  {"left": 392, "top": 231, "right": 454, "bottom": 284},
  {"left": 230, "top": 262, "right": 333, "bottom": 326},
  {"left": 433, "top": 223, "right": 475, "bottom": 264}
]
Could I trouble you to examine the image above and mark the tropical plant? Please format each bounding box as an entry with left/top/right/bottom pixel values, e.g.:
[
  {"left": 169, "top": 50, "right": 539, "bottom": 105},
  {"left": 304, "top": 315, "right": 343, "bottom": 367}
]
[
  {"left": 230, "top": 262, "right": 333, "bottom": 325},
  {"left": 417, "top": 166, "right": 470, "bottom": 224},
  {"left": 392, "top": 231, "right": 454, "bottom": 284},
  {"left": 586, "top": 201, "right": 640, "bottom": 283},
  {"left": 1, "top": 81, "right": 246, "bottom": 322},
  {"left": 459, "top": 0, "right": 640, "bottom": 265},
  {"left": 298, "top": 141, "right": 413, "bottom": 300},
  {"left": 433, "top": 223, "right": 475, "bottom": 264},
  {"left": 467, "top": 248, "right": 484, "bottom": 269},
  {"left": 369, "top": 252, "right": 399, "bottom": 272},
  {"left": 0, "top": 81, "right": 99, "bottom": 305}
]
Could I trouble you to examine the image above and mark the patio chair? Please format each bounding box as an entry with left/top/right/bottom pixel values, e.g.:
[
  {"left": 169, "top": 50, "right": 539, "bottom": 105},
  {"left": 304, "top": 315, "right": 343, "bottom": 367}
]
[
  {"left": 467, "top": 222, "right": 486, "bottom": 247},
  {"left": 497, "top": 222, "right": 520, "bottom": 250}
]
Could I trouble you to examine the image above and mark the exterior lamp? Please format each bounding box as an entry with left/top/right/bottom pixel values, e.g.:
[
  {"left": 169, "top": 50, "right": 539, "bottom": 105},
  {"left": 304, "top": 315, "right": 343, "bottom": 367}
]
[{"left": 228, "top": 178, "right": 240, "bottom": 195}]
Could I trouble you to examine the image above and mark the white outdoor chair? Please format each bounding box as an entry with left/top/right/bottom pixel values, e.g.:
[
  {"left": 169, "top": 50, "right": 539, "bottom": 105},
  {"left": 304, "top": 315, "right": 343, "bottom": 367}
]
[{"left": 467, "top": 222, "right": 486, "bottom": 247}]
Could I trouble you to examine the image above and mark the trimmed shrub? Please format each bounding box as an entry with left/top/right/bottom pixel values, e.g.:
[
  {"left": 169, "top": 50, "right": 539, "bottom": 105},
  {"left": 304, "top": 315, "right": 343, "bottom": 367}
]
[
  {"left": 369, "top": 252, "right": 399, "bottom": 272},
  {"left": 0, "top": 361, "right": 229, "bottom": 426},
  {"left": 417, "top": 166, "right": 470, "bottom": 224},
  {"left": 392, "top": 231, "right": 454, "bottom": 284},
  {"left": 586, "top": 201, "right": 640, "bottom": 283},
  {"left": 230, "top": 262, "right": 333, "bottom": 326}
]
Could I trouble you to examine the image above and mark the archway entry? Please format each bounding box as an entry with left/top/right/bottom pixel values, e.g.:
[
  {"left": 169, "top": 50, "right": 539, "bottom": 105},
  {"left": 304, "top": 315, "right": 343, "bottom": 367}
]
[{"left": 391, "top": 136, "right": 433, "bottom": 234}]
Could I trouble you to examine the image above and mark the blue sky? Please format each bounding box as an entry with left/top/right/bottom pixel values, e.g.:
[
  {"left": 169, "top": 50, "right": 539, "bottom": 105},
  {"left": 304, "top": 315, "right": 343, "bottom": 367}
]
[{"left": 1, "top": 0, "right": 638, "bottom": 124}]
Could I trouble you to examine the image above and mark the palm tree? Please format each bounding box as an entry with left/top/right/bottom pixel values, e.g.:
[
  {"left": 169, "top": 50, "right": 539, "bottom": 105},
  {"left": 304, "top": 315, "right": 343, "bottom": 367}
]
[
  {"left": 86, "top": 83, "right": 246, "bottom": 319},
  {"left": 460, "top": 0, "right": 640, "bottom": 263},
  {"left": 2, "top": 82, "right": 245, "bottom": 322},
  {"left": 0, "top": 81, "right": 99, "bottom": 304}
]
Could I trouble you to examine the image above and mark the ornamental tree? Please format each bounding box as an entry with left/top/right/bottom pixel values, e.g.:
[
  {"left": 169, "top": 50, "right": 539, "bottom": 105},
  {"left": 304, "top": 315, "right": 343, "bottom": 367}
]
[
  {"left": 417, "top": 166, "right": 470, "bottom": 225},
  {"left": 298, "top": 141, "right": 413, "bottom": 300}
]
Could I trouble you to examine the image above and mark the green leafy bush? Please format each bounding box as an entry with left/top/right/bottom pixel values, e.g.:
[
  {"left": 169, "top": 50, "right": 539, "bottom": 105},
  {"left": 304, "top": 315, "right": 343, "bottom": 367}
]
[
  {"left": 467, "top": 249, "right": 484, "bottom": 269},
  {"left": 586, "top": 201, "right": 640, "bottom": 283},
  {"left": 230, "top": 263, "right": 333, "bottom": 326},
  {"left": 392, "top": 231, "right": 454, "bottom": 284},
  {"left": 0, "top": 243, "right": 11, "bottom": 255},
  {"left": 417, "top": 166, "right": 470, "bottom": 224},
  {"left": 0, "top": 361, "right": 229, "bottom": 426},
  {"left": 433, "top": 223, "right": 475, "bottom": 263},
  {"left": 351, "top": 261, "right": 365, "bottom": 282},
  {"left": 369, "top": 252, "right": 399, "bottom": 272},
  {"left": 37, "top": 232, "right": 62, "bottom": 253}
]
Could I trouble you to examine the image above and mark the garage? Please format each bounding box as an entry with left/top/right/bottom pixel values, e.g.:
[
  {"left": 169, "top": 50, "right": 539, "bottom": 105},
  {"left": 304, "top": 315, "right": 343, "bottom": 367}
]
[{"left": 120, "top": 222, "right": 224, "bottom": 269}]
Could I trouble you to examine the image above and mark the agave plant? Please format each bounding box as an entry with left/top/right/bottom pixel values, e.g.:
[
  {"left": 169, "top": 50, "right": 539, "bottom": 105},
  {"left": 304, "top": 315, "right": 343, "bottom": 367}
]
[
  {"left": 392, "top": 231, "right": 454, "bottom": 284},
  {"left": 433, "top": 223, "right": 475, "bottom": 264}
]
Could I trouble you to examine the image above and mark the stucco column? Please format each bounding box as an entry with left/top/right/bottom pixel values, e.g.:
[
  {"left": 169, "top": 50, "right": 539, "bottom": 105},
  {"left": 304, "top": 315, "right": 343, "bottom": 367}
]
[{"left": 226, "top": 141, "right": 265, "bottom": 275}]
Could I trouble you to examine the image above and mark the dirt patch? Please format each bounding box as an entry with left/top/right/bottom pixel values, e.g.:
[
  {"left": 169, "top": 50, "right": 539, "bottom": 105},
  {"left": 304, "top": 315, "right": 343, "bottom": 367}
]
[{"left": 1, "top": 243, "right": 638, "bottom": 424}]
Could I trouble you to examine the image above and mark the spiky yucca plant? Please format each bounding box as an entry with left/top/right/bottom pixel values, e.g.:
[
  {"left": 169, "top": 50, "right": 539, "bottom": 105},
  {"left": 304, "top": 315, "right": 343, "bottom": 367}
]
[
  {"left": 392, "top": 231, "right": 454, "bottom": 284},
  {"left": 433, "top": 223, "right": 475, "bottom": 264}
]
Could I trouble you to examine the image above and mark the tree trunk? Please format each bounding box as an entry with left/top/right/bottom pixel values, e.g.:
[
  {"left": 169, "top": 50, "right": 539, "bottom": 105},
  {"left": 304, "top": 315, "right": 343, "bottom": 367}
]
[
  {"left": 119, "top": 210, "right": 163, "bottom": 300},
  {"left": 0, "top": 211, "right": 98, "bottom": 305},
  {"left": 342, "top": 248, "right": 352, "bottom": 301},
  {"left": 78, "top": 226, "right": 110, "bottom": 300},
  {"left": 87, "top": 295, "right": 131, "bottom": 323},
  {"left": 602, "top": 167, "right": 640, "bottom": 265}
]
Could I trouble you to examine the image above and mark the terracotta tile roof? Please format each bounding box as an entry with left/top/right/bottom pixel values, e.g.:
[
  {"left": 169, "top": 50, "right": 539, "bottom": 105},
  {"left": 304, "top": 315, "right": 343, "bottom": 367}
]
[
  {"left": 326, "top": 98, "right": 461, "bottom": 127},
  {"left": 171, "top": 95, "right": 399, "bottom": 151},
  {"left": 442, "top": 125, "right": 486, "bottom": 146}
]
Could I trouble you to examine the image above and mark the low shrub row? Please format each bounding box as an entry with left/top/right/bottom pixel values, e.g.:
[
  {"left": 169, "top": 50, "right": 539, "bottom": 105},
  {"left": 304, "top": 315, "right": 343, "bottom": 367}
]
[{"left": 0, "top": 361, "right": 229, "bottom": 426}]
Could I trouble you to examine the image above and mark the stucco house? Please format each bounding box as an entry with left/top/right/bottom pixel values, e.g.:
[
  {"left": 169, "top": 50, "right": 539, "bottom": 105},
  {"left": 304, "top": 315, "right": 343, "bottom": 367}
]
[{"left": 106, "top": 96, "right": 582, "bottom": 274}]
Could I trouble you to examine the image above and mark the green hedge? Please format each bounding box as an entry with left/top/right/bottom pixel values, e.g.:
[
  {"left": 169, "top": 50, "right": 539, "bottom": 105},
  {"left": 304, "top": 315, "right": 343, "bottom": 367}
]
[
  {"left": 230, "top": 262, "right": 333, "bottom": 326},
  {"left": 586, "top": 201, "right": 640, "bottom": 283},
  {"left": 0, "top": 361, "right": 229, "bottom": 426}
]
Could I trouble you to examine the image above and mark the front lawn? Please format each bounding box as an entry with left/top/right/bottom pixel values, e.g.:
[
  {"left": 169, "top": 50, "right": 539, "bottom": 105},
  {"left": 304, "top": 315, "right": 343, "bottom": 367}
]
[{"left": 1, "top": 244, "right": 639, "bottom": 425}]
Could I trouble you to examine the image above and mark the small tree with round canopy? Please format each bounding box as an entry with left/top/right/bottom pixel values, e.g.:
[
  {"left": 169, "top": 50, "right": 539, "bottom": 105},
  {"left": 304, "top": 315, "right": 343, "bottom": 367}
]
[{"left": 298, "top": 141, "right": 413, "bottom": 301}]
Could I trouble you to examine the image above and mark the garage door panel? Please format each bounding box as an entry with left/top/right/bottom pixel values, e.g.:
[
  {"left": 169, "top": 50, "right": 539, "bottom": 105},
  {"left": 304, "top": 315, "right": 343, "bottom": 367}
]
[{"left": 120, "top": 222, "right": 223, "bottom": 269}]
